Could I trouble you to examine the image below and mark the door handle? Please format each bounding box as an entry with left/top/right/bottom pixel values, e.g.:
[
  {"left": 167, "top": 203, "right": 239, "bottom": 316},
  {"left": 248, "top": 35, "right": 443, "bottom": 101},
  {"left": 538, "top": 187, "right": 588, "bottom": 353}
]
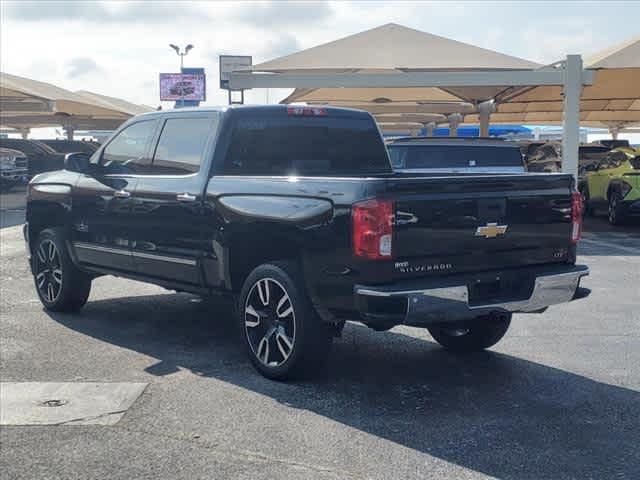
[
  {"left": 113, "top": 190, "right": 131, "bottom": 198},
  {"left": 177, "top": 193, "right": 197, "bottom": 202}
]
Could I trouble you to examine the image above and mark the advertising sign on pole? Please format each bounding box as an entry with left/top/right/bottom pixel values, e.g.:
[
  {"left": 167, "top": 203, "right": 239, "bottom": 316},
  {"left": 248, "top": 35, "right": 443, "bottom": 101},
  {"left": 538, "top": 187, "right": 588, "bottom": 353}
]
[
  {"left": 159, "top": 72, "right": 206, "bottom": 102},
  {"left": 219, "top": 55, "right": 252, "bottom": 90}
]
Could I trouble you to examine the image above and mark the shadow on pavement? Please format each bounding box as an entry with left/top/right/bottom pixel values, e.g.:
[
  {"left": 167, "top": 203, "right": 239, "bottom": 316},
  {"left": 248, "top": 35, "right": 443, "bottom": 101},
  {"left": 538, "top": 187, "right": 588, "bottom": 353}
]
[{"left": 47, "top": 292, "right": 640, "bottom": 479}]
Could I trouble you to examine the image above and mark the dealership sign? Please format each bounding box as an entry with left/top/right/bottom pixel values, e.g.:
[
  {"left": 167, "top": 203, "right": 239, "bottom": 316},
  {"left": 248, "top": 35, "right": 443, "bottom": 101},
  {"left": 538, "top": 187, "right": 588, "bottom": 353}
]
[
  {"left": 219, "top": 55, "right": 252, "bottom": 90},
  {"left": 159, "top": 73, "right": 206, "bottom": 101}
]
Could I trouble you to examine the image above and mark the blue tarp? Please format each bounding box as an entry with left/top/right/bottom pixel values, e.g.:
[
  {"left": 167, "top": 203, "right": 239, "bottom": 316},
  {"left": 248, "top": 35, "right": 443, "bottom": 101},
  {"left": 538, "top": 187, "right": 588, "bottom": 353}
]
[{"left": 430, "top": 125, "right": 531, "bottom": 137}]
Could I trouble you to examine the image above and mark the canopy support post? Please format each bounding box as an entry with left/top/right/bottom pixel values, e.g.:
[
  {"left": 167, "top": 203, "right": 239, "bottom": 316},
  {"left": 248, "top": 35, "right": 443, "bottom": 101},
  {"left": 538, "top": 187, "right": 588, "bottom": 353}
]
[
  {"left": 609, "top": 126, "right": 620, "bottom": 140},
  {"left": 65, "top": 126, "right": 75, "bottom": 141},
  {"left": 562, "top": 55, "right": 582, "bottom": 181},
  {"left": 448, "top": 113, "right": 462, "bottom": 137},
  {"left": 425, "top": 122, "right": 435, "bottom": 137},
  {"left": 478, "top": 100, "right": 494, "bottom": 137}
]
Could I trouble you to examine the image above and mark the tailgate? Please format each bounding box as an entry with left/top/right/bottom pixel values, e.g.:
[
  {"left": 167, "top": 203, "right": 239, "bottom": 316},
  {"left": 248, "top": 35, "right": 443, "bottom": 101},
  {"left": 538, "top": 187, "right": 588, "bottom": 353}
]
[{"left": 386, "top": 173, "right": 575, "bottom": 277}]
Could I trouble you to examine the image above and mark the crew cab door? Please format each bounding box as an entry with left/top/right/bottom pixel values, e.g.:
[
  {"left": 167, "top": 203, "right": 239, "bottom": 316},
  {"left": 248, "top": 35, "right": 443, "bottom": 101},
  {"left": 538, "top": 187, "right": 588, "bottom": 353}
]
[
  {"left": 71, "top": 119, "right": 158, "bottom": 271},
  {"left": 128, "top": 113, "right": 219, "bottom": 286}
]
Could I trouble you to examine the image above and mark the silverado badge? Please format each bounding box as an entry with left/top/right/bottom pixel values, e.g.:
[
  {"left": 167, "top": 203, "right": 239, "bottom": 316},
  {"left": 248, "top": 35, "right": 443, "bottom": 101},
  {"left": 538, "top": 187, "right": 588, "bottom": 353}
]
[{"left": 475, "top": 222, "right": 508, "bottom": 239}]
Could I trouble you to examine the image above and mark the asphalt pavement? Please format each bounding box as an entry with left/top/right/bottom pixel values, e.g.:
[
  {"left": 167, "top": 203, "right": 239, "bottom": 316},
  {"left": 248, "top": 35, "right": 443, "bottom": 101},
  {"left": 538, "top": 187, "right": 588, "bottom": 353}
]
[{"left": 1, "top": 190, "right": 639, "bottom": 480}]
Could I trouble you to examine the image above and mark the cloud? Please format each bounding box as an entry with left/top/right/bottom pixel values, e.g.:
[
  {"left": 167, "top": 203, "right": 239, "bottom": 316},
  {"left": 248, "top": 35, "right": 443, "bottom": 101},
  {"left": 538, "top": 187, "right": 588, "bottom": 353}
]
[
  {"left": 520, "top": 21, "right": 597, "bottom": 64},
  {"left": 5, "top": 1, "right": 209, "bottom": 23},
  {"left": 234, "top": 1, "right": 332, "bottom": 27},
  {"left": 66, "top": 57, "right": 102, "bottom": 78},
  {"left": 260, "top": 33, "right": 301, "bottom": 61}
]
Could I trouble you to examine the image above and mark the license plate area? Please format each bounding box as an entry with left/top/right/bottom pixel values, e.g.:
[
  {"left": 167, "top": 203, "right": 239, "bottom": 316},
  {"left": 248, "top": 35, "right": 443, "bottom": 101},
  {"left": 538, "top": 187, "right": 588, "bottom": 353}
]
[{"left": 467, "top": 271, "right": 535, "bottom": 306}]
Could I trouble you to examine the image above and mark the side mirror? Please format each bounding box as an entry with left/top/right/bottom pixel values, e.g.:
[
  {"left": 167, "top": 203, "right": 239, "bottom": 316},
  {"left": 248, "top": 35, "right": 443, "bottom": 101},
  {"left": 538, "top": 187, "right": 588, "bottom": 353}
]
[{"left": 64, "top": 152, "right": 91, "bottom": 173}]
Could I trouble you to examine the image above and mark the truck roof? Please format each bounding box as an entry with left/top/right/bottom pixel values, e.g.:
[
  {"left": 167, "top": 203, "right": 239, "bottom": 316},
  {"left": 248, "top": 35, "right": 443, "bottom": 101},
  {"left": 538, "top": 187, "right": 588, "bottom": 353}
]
[{"left": 136, "top": 104, "right": 372, "bottom": 120}]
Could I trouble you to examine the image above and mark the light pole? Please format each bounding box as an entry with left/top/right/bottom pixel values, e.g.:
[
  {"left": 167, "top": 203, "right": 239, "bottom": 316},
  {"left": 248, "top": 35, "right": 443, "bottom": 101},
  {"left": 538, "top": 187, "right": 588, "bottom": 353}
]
[{"left": 169, "top": 43, "right": 193, "bottom": 108}]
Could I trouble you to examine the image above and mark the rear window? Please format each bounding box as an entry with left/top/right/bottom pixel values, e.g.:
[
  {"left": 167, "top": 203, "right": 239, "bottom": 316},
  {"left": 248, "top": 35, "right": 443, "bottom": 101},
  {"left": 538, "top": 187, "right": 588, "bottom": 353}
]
[
  {"left": 388, "top": 144, "right": 523, "bottom": 170},
  {"left": 222, "top": 116, "right": 391, "bottom": 176}
]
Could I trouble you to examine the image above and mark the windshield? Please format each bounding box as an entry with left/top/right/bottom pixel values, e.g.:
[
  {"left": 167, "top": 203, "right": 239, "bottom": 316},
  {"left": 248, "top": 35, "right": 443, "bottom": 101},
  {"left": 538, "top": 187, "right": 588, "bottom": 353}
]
[{"left": 388, "top": 144, "right": 524, "bottom": 171}]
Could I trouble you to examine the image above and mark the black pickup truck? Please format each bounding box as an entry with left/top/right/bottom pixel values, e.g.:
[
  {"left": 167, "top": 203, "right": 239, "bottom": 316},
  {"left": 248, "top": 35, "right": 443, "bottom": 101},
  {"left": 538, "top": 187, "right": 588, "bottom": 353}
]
[{"left": 25, "top": 105, "right": 589, "bottom": 379}]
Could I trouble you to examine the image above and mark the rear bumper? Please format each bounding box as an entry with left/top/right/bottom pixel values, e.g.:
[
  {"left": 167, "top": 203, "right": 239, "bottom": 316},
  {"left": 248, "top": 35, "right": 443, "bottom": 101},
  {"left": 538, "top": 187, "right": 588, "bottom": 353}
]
[{"left": 355, "top": 264, "right": 589, "bottom": 327}]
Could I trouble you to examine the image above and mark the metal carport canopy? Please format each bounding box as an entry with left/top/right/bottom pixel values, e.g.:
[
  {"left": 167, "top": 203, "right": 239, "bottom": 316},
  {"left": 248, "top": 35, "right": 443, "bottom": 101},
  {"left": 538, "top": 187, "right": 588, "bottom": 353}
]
[
  {"left": 0, "top": 72, "right": 151, "bottom": 137},
  {"left": 229, "top": 23, "right": 594, "bottom": 178},
  {"left": 230, "top": 62, "right": 594, "bottom": 179},
  {"left": 473, "top": 35, "right": 640, "bottom": 134}
]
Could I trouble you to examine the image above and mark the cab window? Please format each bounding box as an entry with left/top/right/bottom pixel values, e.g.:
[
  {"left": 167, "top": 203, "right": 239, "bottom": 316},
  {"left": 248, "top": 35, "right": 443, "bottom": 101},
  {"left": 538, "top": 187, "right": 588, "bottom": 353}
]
[
  {"left": 101, "top": 120, "right": 156, "bottom": 173},
  {"left": 149, "top": 116, "right": 218, "bottom": 175}
]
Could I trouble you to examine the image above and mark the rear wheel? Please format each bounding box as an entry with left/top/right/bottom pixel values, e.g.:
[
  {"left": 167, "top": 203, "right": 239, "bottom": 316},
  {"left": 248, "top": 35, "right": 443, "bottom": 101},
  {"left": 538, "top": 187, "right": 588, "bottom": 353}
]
[
  {"left": 608, "top": 192, "right": 626, "bottom": 225},
  {"left": 239, "top": 261, "right": 332, "bottom": 380},
  {"left": 428, "top": 314, "right": 511, "bottom": 352},
  {"left": 33, "top": 228, "right": 91, "bottom": 312},
  {"left": 581, "top": 186, "right": 593, "bottom": 217},
  {"left": 609, "top": 192, "right": 624, "bottom": 225}
]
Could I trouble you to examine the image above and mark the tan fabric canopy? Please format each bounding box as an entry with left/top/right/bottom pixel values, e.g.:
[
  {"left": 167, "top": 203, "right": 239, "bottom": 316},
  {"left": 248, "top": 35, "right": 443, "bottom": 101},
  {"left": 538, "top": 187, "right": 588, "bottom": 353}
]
[
  {"left": 378, "top": 122, "right": 424, "bottom": 132},
  {"left": 273, "top": 23, "right": 539, "bottom": 114},
  {"left": 471, "top": 36, "right": 640, "bottom": 128},
  {"left": 375, "top": 113, "right": 447, "bottom": 124},
  {"left": 255, "top": 23, "right": 538, "bottom": 72},
  {"left": 0, "top": 72, "right": 150, "bottom": 130},
  {"left": 75, "top": 90, "right": 152, "bottom": 117}
]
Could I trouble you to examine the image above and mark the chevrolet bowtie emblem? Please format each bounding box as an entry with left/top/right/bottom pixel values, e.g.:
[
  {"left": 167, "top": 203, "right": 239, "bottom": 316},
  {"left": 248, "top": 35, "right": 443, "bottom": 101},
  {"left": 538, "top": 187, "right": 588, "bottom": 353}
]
[{"left": 475, "top": 222, "right": 508, "bottom": 238}]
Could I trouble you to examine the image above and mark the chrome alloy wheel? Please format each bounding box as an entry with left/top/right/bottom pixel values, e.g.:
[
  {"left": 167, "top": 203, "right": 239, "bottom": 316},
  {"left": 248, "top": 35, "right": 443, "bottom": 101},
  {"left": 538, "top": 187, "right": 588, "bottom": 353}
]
[
  {"left": 35, "top": 239, "right": 63, "bottom": 303},
  {"left": 609, "top": 195, "right": 618, "bottom": 224},
  {"left": 244, "top": 278, "right": 296, "bottom": 367}
]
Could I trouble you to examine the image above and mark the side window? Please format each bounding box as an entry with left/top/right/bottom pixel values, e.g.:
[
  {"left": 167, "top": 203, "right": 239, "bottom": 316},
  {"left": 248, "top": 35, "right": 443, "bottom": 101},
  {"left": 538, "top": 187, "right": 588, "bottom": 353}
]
[
  {"left": 101, "top": 120, "right": 156, "bottom": 173},
  {"left": 150, "top": 117, "right": 217, "bottom": 175}
]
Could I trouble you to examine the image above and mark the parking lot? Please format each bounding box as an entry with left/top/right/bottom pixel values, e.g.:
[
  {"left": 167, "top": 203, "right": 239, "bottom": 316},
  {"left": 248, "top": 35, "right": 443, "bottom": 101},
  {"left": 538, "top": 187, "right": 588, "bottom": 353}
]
[{"left": 1, "top": 191, "right": 639, "bottom": 480}]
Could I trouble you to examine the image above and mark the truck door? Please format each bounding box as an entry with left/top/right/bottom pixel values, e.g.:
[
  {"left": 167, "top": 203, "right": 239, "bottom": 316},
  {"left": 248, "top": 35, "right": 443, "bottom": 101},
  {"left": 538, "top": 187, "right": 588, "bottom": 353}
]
[
  {"left": 128, "top": 113, "right": 219, "bottom": 286},
  {"left": 71, "top": 119, "right": 158, "bottom": 272}
]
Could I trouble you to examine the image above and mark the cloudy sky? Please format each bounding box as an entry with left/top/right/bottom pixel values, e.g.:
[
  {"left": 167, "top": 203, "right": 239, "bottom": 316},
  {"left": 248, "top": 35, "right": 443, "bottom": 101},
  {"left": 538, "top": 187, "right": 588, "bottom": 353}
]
[{"left": 2, "top": 0, "right": 639, "bottom": 109}]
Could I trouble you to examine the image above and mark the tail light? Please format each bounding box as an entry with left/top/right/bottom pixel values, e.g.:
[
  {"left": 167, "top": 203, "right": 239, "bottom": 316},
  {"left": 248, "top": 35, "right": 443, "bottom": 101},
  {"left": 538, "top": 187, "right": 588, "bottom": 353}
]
[
  {"left": 571, "top": 191, "right": 583, "bottom": 244},
  {"left": 352, "top": 199, "right": 394, "bottom": 260}
]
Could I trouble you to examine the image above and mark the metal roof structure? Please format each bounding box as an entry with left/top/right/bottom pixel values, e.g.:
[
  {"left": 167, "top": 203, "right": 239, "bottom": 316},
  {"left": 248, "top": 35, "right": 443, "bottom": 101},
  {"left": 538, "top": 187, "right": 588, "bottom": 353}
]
[
  {"left": 0, "top": 72, "right": 151, "bottom": 136},
  {"left": 466, "top": 35, "right": 640, "bottom": 132},
  {"left": 263, "top": 24, "right": 540, "bottom": 128},
  {"left": 229, "top": 23, "right": 593, "bottom": 178}
]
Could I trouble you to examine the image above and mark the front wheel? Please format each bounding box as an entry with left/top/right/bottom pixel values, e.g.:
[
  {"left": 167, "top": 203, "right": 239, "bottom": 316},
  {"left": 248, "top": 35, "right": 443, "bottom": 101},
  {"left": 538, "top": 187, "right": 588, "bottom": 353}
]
[
  {"left": 427, "top": 314, "right": 511, "bottom": 352},
  {"left": 239, "top": 261, "right": 332, "bottom": 380},
  {"left": 33, "top": 228, "right": 92, "bottom": 312}
]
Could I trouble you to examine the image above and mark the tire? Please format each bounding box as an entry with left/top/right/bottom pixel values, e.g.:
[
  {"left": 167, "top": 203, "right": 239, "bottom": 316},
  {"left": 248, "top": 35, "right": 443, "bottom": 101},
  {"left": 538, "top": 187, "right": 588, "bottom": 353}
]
[
  {"left": 608, "top": 192, "right": 626, "bottom": 226},
  {"left": 238, "top": 261, "right": 332, "bottom": 380},
  {"left": 32, "top": 228, "right": 91, "bottom": 312},
  {"left": 581, "top": 186, "right": 593, "bottom": 217},
  {"left": 427, "top": 314, "right": 511, "bottom": 352}
]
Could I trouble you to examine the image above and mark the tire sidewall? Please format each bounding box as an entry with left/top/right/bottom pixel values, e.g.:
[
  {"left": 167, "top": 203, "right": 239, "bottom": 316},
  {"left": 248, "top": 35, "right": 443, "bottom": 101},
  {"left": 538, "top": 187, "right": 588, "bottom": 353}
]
[
  {"left": 608, "top": 193, "right": 622, "bottom": 225},
  {"left": 33, "top": 228, "right": 87, "bottom": 311},
  {"left": 238, "top": 262, "right": 322, "bottom": 380}
]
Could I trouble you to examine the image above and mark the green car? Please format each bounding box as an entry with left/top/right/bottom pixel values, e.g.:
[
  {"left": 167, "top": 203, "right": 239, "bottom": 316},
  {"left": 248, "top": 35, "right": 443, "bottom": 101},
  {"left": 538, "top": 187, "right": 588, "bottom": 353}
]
[{"left": 581, "top": 147, "right": 640, "bottom": 225}]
